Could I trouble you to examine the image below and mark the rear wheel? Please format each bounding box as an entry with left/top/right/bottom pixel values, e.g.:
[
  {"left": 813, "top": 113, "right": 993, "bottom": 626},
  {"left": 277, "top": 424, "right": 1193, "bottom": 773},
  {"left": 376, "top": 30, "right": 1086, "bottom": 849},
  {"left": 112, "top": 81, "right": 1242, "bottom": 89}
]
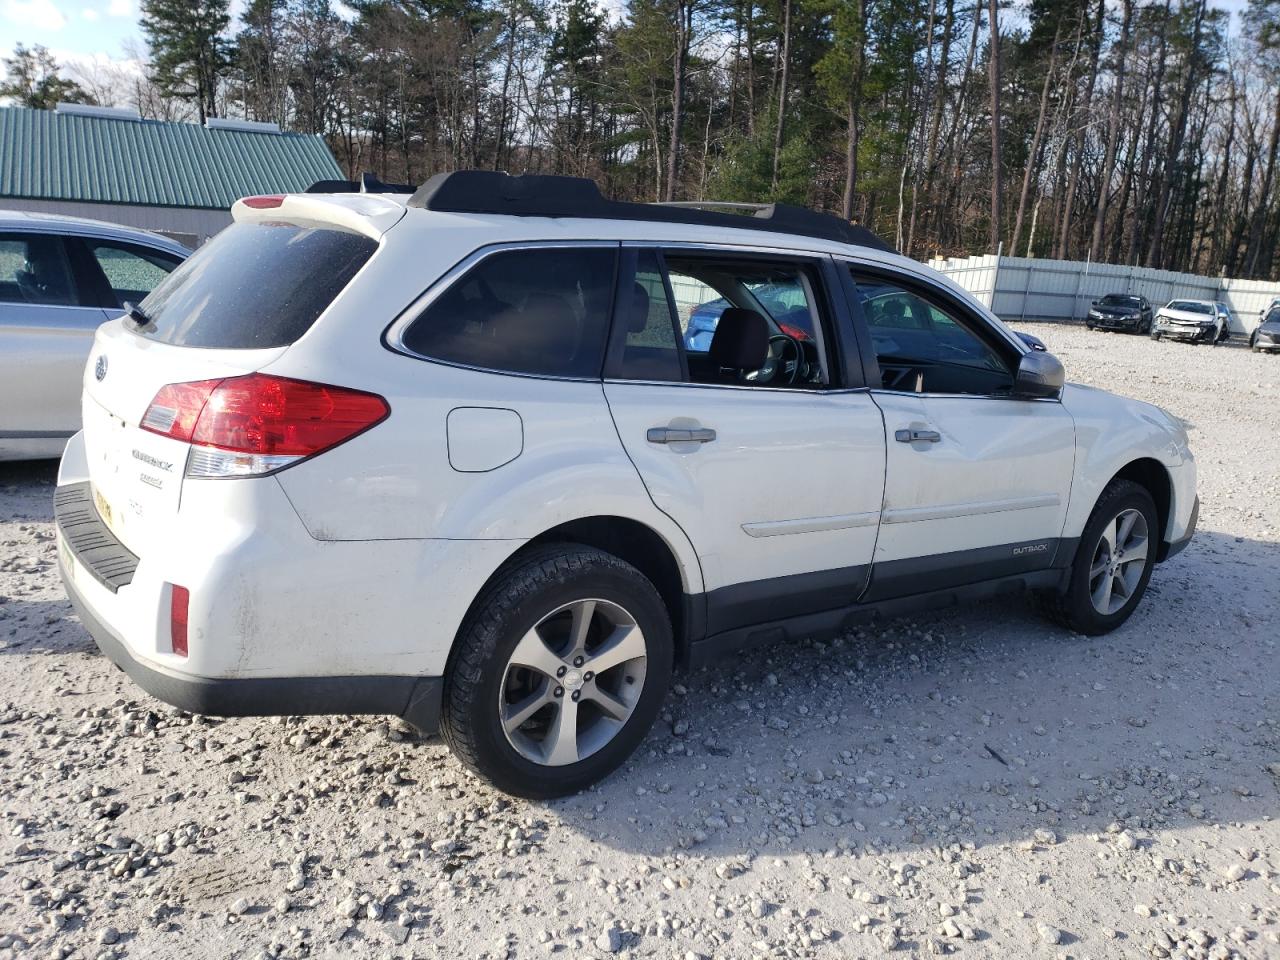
[
  {"left": 1041, "top": 480, "right": 1159, "bottom": 636},
  {"left": 441, "top": 544, "right": 672, "bottom": 798}
]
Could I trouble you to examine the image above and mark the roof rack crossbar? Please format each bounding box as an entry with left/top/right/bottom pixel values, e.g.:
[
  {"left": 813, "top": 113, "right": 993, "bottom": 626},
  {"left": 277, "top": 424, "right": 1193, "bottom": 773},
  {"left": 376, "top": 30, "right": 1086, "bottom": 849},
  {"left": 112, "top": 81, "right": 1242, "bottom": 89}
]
[
  {"left": 656, "top": 200, "right": 772, "bottom": 213},
  {"left": 403, "top": 171, "right": 893, "bottom": 252},
  {"left": 305, "top": 172, "right": 416, "bottom": 195}
]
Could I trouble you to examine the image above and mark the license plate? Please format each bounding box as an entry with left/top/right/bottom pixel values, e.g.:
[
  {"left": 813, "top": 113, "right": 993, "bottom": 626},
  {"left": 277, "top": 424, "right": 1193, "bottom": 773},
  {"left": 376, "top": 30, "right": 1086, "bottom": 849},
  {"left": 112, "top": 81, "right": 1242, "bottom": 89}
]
[{"left": 93, "top": 486, "right": 116, "bottom": 531}]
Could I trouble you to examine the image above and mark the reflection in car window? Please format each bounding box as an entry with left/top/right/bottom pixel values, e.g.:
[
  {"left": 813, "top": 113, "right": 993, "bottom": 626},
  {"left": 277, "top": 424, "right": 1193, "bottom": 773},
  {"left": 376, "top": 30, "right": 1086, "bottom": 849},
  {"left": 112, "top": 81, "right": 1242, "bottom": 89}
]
[
  {"left": 0, "top": 234, "right": 79, "bottom": 307},
  {"left": 853, "top": 272, "right": 1014, "bottom": 396}
]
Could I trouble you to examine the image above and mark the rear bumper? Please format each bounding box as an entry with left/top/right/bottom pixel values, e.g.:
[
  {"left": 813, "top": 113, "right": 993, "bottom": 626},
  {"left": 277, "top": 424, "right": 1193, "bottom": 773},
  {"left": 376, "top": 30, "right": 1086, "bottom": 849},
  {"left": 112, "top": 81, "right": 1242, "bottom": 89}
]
[{"left": 60, "top": 560, "right": 443, "bottom": 731}]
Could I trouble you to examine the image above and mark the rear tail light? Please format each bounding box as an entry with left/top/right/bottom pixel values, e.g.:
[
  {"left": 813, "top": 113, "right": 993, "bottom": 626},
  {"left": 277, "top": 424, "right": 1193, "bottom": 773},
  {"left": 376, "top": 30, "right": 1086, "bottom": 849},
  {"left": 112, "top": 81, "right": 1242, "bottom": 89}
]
[
  {"left": 141, "top": 374, "right": 389, "bottom": 477},
  {"left": 170, "top": 585, "right": 190, "bottom": 657}
]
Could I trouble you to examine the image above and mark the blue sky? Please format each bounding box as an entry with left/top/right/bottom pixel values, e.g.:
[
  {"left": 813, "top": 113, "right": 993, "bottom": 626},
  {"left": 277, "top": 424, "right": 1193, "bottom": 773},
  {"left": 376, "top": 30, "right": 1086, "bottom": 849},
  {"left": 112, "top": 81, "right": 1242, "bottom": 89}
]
[{"left": 0, "top": 0, "right": 1253, "bottom": 95}]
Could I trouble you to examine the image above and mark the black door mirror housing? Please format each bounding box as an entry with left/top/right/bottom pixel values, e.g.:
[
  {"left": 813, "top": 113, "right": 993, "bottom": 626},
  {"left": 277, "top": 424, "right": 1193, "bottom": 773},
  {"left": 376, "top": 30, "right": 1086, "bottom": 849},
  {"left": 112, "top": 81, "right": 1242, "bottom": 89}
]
[{"left": 1013, "top": 350, "right": 1065, "bottom": 399}]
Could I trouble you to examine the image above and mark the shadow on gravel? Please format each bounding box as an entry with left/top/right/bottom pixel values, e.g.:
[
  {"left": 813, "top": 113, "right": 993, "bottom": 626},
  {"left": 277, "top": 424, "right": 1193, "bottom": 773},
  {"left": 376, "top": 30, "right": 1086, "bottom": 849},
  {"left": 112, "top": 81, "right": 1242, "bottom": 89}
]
[
  {"left": 0, "top": 598, "right": 92, "bottom": 656},
  {"left": 0, "top": 459, "right": 59, "bottom": 521},
  {"left": 5, "top": 452, "right": 1278, "bottom": 866},
  {"left": 545, "top": 527, "right": 1280, "bottom": 858}
]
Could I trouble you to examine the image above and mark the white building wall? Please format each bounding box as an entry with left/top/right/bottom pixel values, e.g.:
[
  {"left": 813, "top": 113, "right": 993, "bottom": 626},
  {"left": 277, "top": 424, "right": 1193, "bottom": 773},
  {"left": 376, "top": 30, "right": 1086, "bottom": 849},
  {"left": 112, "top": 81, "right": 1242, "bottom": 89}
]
[
  {"left": 927, "top": 254, "right": 1280, "bottom": 335},
  {"left": 0, "top": 198, "right": 232, "bottom": 248}
]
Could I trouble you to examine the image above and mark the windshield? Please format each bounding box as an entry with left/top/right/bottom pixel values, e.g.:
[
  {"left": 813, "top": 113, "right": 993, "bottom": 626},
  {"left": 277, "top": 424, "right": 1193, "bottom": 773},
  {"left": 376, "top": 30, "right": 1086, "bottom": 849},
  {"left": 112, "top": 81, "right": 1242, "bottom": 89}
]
[
  {"left": 1168, "top": 301, "right": 1213, "bottom": 315},
  {"left": 1099, "top": 295, "right": 1140, "bottom": 307}
]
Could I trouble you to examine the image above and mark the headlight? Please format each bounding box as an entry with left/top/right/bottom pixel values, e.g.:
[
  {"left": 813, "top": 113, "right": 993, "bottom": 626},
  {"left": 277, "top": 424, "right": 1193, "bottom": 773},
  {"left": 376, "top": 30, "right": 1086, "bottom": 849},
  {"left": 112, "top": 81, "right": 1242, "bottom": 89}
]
[{"left": 1088, "top": 310, "right": 1102, "bottom": 319}]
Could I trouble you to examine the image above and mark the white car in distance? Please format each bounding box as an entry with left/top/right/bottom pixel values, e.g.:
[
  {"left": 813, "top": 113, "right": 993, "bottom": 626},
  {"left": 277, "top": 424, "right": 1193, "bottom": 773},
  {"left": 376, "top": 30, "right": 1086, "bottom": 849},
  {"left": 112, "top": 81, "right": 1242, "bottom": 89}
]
[
  {"left": 0, "top": 211, "right": 188, "bottom": 460},
  {"left": 55, "top": 172, "right": 1199, "bottom": 797},
  {"left": 1150, "top": 298, "right": 1231, "bottom": 345}
]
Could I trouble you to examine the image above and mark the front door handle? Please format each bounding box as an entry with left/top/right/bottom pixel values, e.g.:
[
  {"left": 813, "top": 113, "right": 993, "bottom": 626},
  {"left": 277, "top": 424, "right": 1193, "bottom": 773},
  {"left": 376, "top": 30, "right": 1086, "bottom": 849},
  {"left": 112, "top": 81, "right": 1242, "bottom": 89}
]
[
  {"left": 647, "top": 426, "right": 717, "bottom": 444},
  {"left": 895, "top": 428, "right": 941, "bottom": 444}
]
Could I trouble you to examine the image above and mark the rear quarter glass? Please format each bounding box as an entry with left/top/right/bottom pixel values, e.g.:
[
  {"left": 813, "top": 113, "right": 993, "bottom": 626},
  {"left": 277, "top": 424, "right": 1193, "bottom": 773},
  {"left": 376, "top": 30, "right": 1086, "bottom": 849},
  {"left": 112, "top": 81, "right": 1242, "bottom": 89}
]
[{"left": 131, "top": 220, "right": 377, "bottom": 349}]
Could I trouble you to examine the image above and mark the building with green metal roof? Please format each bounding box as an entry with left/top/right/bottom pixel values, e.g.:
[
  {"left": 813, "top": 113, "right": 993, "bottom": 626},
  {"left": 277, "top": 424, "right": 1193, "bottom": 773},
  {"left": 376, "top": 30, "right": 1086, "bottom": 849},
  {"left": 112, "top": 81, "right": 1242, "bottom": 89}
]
[{"left": 0, "top": 103, "right": 344, "bottom": 246}]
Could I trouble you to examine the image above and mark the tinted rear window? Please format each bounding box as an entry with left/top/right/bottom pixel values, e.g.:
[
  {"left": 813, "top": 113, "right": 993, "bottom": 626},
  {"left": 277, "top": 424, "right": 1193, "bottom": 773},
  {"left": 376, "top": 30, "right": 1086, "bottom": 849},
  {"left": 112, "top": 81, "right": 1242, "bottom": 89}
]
[{"left": 134, "top": 221, "right": 376, "bottom": 348}]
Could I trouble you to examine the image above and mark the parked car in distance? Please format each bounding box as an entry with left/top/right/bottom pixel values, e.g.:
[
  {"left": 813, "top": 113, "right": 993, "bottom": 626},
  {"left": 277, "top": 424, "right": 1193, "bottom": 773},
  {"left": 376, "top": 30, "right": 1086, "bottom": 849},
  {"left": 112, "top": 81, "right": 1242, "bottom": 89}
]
[
  {"left": 1251, "top": 307, "right": 1280, "bottom": 354},
  {"left": 684, "top": 284, "right": 814, "bottom": 352},
  {"left": 1151, "top": 299, "right": 1230, "bottom": 345},
  {"left": 1, "top": 212, "right": 189, "bottom": 460},
  {"left": 1086, "top": 293, "right": 1153, "bottom": 333},
  {"left": 55, "top": 172, "right": 1198, "bottom": 798}
]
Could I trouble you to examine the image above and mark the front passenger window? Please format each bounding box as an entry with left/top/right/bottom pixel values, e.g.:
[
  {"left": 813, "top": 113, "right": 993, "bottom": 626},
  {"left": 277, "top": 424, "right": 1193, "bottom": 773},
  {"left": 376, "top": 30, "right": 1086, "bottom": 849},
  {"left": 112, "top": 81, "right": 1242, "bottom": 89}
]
[{"left": 853, "top": 273, "right": 1014, "bottom": 396}]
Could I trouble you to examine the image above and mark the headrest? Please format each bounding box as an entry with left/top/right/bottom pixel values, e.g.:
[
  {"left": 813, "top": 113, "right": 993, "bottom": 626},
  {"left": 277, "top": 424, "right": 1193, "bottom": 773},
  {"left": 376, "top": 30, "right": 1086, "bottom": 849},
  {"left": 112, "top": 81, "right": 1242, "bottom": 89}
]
[{"left": 709, "top": 308, "right": 769, "bottom": 370}]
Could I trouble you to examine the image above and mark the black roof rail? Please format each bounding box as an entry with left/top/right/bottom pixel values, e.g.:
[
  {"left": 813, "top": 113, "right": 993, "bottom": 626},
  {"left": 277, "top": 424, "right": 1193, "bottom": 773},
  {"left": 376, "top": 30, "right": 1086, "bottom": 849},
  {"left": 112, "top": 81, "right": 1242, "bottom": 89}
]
[
  {"left": 405, "top": 171, "right": 893, "bottom": 251},
  {"left": 305, "top": 172, "right": 416, "bottom": 195}
]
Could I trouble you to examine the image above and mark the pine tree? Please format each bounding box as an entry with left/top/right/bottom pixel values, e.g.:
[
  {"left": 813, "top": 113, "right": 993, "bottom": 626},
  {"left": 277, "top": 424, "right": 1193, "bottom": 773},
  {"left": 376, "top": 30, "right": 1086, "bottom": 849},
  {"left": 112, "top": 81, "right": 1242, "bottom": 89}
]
[
  {"left": 141, "top": 0, "right": 232, "bottom": 123},
  {"left": 0, "top": 44, "right": 95, "bottom": 110}
]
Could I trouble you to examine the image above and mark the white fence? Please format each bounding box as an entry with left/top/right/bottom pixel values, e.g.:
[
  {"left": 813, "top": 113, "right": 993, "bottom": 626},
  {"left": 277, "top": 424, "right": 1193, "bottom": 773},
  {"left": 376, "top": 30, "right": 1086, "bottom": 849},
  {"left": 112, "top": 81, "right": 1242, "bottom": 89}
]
[{"left": 927, "top": 254, "right": 1280, "bottom": 335}]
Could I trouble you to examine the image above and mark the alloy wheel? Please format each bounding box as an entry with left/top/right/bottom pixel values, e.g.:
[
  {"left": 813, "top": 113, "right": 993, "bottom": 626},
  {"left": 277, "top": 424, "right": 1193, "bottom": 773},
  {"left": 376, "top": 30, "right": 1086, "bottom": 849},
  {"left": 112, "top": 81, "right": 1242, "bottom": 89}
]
[
  {"left": 1088, "top": 508, "right": 1150, "bottom": 616},
  {"left": 498, "top": 599, "right": 648, "bottom": 766}
]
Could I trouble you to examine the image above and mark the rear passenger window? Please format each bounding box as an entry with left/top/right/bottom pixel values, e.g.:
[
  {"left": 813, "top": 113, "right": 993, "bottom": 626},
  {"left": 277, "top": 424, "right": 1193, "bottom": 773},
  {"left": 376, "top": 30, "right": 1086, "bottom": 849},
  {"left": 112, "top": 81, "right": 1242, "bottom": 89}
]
[
  {"left": 0, "top": 234, "right": 78, "bottom": 307},
  {"left": 402, "top": 247, "right": 617, "bottom": 378}
]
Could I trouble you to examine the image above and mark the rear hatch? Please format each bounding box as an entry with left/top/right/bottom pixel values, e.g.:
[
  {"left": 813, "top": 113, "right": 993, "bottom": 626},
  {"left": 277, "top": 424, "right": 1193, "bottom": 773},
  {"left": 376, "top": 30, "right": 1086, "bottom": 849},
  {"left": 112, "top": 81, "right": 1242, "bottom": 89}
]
[{"left": 80, "top": 198, "right": 396, "bottom": 557}]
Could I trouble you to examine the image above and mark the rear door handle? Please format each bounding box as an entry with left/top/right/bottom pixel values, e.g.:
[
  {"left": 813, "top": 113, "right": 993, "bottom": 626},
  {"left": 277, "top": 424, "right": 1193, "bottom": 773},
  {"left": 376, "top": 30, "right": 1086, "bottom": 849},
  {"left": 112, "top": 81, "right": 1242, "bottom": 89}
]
[
  {"left": 647, "top": 426, "right": 717, "bottom": 444},
  {"left": 895, "top": 428, "right": 941, "bottom": 444}
]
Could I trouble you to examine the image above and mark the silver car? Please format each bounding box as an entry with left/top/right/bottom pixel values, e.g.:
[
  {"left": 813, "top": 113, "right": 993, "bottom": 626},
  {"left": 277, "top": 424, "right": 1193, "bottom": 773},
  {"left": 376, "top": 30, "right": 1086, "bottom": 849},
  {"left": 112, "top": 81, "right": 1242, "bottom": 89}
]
[{"left": 1, "top": 211, "right": 189, "bottom": 460}]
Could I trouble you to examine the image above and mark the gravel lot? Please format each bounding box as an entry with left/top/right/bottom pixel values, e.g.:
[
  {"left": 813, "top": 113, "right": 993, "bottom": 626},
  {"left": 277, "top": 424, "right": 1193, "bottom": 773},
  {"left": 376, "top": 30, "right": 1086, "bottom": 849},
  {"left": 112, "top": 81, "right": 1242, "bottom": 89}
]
[{"left": 1, "top": 324, "right": 1278, "bottom": 960}]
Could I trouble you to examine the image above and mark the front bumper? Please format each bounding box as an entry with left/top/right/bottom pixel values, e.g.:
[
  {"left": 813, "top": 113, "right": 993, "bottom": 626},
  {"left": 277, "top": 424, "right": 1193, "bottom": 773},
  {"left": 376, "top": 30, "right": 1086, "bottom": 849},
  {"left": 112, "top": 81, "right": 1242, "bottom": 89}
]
[
  {"left": 1161, "top": 495, "right": 1198, "bottom": 561},
  {"left": 1089, "top": 314, "right": 1141, "bottom": 331},
  {"left": 1157, "top": 322, "right": 1215, "bottom": 342}
]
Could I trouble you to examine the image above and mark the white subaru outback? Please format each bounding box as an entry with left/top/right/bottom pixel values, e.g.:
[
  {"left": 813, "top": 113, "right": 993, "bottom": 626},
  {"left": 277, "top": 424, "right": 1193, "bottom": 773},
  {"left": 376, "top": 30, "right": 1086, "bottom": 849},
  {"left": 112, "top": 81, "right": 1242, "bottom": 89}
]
[{"left": 56, "top": 172, "right": 1198, "bottom": 798}]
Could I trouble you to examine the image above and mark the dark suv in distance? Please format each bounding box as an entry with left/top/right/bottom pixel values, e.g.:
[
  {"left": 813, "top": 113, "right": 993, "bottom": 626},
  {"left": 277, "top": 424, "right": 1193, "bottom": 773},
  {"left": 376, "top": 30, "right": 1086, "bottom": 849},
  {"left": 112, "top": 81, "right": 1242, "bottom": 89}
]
[{"left": 1086, "top": 294, "right": 1153, "bottom": 334}]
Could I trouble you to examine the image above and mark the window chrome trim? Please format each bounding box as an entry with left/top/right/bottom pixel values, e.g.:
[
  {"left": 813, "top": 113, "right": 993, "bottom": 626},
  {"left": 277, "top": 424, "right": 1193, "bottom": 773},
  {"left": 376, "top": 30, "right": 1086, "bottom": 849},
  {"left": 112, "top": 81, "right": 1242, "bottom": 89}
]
[
  {"left": 605, "top": 377, "right": 871, "bottom": 396},
  {"left": 382, "top": 240, "right": 621, "bottom": 382},
  {"left": 870, "top": 388, "right": 1062, "bottom": 404}
]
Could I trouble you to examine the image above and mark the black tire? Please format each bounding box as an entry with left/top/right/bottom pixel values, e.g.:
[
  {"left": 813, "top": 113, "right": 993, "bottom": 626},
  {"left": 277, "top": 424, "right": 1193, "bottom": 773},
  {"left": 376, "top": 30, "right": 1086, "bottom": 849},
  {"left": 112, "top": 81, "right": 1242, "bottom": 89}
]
[
  {"left": 1041, "top": 479, "right": 1159, "bottom": 636},
  {"left": 1150, "top": 331, "right": 1162, "bottom": 341},
  {"left": 1085, "top": 323, "right": 1095, "bottom": 331},
  {"left": 441, "top": 543, "right": 673, "bottom": 799}
]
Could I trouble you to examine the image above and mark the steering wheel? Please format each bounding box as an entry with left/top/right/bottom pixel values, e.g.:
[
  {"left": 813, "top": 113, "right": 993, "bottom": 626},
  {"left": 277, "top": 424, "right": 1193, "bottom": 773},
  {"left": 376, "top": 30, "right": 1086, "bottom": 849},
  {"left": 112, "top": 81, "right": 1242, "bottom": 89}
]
[{"left": 744, "top": 333, "right": 803, "bottom": 385}]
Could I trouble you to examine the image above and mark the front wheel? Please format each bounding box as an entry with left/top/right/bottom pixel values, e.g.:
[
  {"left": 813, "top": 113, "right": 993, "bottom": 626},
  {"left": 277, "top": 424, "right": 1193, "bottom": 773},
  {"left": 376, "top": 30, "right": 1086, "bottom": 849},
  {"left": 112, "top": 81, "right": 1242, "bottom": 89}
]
[
  {"left": 441, "top": 544, "right": 672, "bottom": 798},
  {"left": 1041, "top": 480, "right": 1159, "bottom": 636},
  {"left": 1150, "top": 331, "right": 1162, "bottom": 341}
]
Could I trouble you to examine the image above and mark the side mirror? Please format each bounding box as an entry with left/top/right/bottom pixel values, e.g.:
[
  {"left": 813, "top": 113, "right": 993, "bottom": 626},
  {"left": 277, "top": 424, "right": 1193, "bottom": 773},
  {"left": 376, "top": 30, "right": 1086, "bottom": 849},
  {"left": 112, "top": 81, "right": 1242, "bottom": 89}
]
[
  {"left": 1013, "top": 350, "right": 1064, "bottom": 400},
  {"left": 1091, "top": 299, "right": 1099, "bottom": 306}
]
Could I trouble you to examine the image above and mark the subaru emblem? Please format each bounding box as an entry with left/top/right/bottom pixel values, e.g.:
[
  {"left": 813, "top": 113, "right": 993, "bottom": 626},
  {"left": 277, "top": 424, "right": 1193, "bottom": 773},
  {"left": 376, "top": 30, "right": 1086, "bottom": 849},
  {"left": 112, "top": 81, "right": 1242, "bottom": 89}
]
[{"left": 94, "top": 355, "right": 108, "bottom": 382}]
